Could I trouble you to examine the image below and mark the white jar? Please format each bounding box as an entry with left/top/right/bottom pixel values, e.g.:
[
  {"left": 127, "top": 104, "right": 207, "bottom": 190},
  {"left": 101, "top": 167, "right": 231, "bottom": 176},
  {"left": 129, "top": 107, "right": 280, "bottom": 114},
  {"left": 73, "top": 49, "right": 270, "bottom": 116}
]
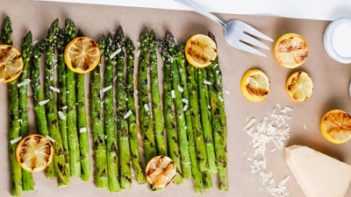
[{"left": 324, "top": 18, "right": 351, "bottom": 64}]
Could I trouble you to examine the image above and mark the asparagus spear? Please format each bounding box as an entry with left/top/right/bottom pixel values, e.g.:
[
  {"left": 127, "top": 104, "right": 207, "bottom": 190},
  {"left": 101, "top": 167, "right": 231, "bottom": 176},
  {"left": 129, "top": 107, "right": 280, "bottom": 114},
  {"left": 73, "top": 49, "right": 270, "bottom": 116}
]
[
  {"left": 75, "top": 29, "right": 90, "bottom": 181},
  {"left": 1, "top": 16, "right": 12, "bottom": 45},
  {"left": 186, "top": 65, "right": 208, "bottom": 172},
  {"left": 208, "top": 59, "right": 228, "bottom": 191},
  {"left": 31, "top": 41, "right": 56, "bottom": 178},
  {"left": 186, "top": 64, "right": 213, "bottom": 190},
  {"left": 149, "top": 31, "right": 167, "bottom": 156},
  {"left": 176, "top": 44, "right": 203, "bottom": 192},
  {"left": 159, "top": 35, "right": 183, "bottom": 184},
  {"left": 164, "top": 32, "right": 191, "bottom": 179},
  {"left": 138, "top": 29, "right": 157, "bottom": 163},
  {"left": 44, "top": 19, "right": 70, "bottom": 186},
  {"left": 2, "top": 16, "right": 22, "bottom": 196},
  {"left": 19, "top": 31, "right": 34, "bottom": 191},
  {"left": 198, "top": 68, "right": 217, "bottom": 173},
  {"left": 90, "top": 36, "right": 108, "bottom": 188},
  {"left": 114, "top": 27, "right": 132, "bottom": 189},
  {"left": 76, "top": 73, "right": 90, "bottom": 181},
  {"left": 104, "top": 34, "right": 121, "bottom": 192},
  {"left": 56, "top": 29, "right": 71, "bottom": 179},
  {"left": 125, "top": 37, "right": 146, "bottom": 184},
  {"left": 8, "top": 81, "right": 22, "bottom": 196},
  {"left": 64, "top": 18, "right": 81, "bottom": 177}
]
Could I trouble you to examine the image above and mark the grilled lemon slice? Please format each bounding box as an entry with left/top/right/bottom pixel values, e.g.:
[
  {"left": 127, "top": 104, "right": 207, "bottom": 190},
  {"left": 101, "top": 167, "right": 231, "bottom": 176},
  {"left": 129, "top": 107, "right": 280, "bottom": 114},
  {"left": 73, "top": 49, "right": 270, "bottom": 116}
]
[
  {"left": 0, "top": 45, "right": 23, "bottom": 83},
  {"left": 145, "top": 156, "right": 177, "bottom": 190},
  {"left": 274, "top": 33, "right": 308, "bottom": 69},
  {"left": 321, "top": 109, "right": 351, "bottom": 144},
  {"left": 185, "top": 34, "right": 217, "bottom": 68},
  {"left": 240, "top": 69, "right": 270, "bottom": 102},
  {"left": 64, "top": 36, "right": 101, "bottom": 74},
  {"left": 16, "top": 134, "right": 54, "bottom": 172},
  {"left": 286, "top": 71, "right": 313, "bottom": 102}
]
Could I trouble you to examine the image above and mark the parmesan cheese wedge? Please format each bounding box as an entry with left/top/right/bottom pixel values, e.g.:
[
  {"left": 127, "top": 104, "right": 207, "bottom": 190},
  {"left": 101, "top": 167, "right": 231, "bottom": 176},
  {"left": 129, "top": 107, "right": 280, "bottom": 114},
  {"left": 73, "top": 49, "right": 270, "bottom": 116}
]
[{"left": 286, "top": 145, "right": 351, "bottom": 197}]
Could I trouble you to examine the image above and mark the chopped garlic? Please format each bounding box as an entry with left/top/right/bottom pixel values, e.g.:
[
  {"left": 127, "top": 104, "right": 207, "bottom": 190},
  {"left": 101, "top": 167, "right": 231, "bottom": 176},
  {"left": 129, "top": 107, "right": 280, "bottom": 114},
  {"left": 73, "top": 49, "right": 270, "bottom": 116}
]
[
  {"left": 17, "top": 79, "right": 31, "bottom": 87},
  {"left": 123, "top": 110, "right": 132, "bottom": 119},
  {"left": 46, "top": 135, "right": 56, "bottom": 143},
  {"left": 178, "top": 85, "right": 184, "bottom": 92},
  {"left": 50, "top": 86, "right": 60, "bottom": 93},
  {"left": 39, "top": 99, "right": 50, "bottom": 106},
  {"left": 10, "top": 136, "right": 22, "bottom": 145},
  {"left": 58, "top": 111, "right": 66, "bottom": 120},
  {"left": 79, "top": 128, "right": 87, "bottom": 133},
  {"left": 171, "top": 90, "right": 175, "bottom": 99},
  {"left": 62, "top": 106, "right": 68, "bottom": 110}
]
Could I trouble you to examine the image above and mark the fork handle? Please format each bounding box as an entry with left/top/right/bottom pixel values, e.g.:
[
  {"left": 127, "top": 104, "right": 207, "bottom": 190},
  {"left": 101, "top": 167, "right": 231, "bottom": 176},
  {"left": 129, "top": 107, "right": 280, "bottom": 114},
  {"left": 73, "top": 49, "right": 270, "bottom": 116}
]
[{"left": 174, "top": 0, "right": 226, "bottom": 28}]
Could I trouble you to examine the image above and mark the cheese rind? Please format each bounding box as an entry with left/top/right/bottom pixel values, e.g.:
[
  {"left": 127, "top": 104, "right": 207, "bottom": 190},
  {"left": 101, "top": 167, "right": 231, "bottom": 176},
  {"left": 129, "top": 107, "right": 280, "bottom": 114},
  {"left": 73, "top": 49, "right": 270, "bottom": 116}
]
[{"left": 286, "top": 145, "right": 351, "bottom": 197}]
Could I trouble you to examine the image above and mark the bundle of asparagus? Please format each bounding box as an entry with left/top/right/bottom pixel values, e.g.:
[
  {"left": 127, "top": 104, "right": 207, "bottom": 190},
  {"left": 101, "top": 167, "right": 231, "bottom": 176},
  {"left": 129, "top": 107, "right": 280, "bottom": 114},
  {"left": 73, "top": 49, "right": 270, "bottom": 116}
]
[{"left": 3, "top": 16, "right": 228, "bottom": 195}]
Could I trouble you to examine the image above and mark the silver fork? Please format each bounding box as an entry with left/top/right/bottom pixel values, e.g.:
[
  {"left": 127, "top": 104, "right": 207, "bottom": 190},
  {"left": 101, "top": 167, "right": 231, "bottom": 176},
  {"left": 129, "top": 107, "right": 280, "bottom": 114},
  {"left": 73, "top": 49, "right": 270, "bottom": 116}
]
[{"left": 174, "top": 0, "right": 273, "bottom": 57}]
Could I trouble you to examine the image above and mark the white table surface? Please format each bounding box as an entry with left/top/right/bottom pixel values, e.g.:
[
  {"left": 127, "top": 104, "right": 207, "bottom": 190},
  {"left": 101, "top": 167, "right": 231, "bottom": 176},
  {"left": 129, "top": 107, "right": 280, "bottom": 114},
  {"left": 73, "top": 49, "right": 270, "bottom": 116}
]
[{"left": 41, "top": 0, "right": 351, "bottom": 21}]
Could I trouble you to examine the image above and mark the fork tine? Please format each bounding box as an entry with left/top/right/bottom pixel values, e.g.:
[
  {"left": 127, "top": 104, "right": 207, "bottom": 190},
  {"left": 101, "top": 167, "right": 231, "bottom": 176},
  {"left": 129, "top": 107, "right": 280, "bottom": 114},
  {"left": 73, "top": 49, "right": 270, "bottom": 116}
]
[
  {"left": 240, "top": 21, "right": 273, "bottom": 42},
  {"left": 235, "top": 41, "right": 266, "bottom": 57},
  {"left": 240, "top": 34, "right": 270, "bottom": 50}
]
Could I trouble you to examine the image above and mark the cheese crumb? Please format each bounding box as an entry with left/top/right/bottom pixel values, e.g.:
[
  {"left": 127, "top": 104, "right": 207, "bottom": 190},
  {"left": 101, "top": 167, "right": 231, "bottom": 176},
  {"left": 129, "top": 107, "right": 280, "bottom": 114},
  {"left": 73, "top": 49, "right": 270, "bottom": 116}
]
[
  {"left": 46, "top": 135, "right": 56, "bottom": 143},
  {"left": 10, "top": 136, "right": 22, "bottom": 145},
  {"left": 58, "top": 111, "right": 66, "bottom": 120},
  {"left": 123, "top": 110, "right": 132, "bottom": 119},
  {"left": 244, "top": 104, "right": 292, "bottom": 197},
  {"left": 39, "top": 99, "right": 50, "bottom": 106},
  {"left": 50, "top": 86, "right": 60, "bottom": 93},
  {"left": 79, "top": 128, "right": 87, "bottom": 133},
  {"left": 17, "top": 79, "right": 31, "bottom": 87}
]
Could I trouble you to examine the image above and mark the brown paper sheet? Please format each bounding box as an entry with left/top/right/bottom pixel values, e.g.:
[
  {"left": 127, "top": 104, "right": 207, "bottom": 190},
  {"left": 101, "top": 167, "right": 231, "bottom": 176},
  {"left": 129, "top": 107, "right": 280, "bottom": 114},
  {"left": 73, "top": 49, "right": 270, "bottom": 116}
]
[{"left": 0, "top": 1, "right": 350, "bottom": 196}]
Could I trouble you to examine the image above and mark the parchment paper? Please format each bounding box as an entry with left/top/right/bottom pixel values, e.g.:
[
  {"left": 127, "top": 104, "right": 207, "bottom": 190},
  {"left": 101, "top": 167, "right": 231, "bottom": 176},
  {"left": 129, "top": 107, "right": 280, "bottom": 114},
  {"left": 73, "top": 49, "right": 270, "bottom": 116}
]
[{"left": 0, "top": 1, "right": 350, "bottom": 197}]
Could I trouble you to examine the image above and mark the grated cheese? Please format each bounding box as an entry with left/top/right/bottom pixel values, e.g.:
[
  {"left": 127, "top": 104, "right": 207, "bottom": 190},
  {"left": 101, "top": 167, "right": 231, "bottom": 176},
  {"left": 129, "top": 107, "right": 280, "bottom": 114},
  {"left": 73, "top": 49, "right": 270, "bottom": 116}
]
[
  {"left": 17, "top": 79, "right": 31, "bottom": 87},
  {"left": 10, "top": 136, "right": 22, "bottom": 145},
  {"left": 39, "top": 99, "right": 50, "bottom": 106},
  {"left": 183, "top": 104, "right": 188, "bottom": 112},
  {"left": 110, "top": 48, "right": 121, "bottom": 59},
  {"left": 178, "top": 85, "right": 184, "bottom": 93},
  {"left": 102, "top": 85, "right": 112, "bottom": 93},
  {"left": 46, "top": 135, "right": 56, "bottom": 143},
  {"left": 204, "top": 79, "right": 212, "bottom": 85},
  {"left": 50, "top": 86, "right": 60, "bottom": 93},
  {"left": 244, "top": 104, "right": 292, "bottom": 197},
  {"left": 58, "top": 111, "right": 66, "bottom": 120},
  {"left": 123, "top": 110, "right": 132, "bottom": 119},
  {"left": 144, "top": 104, "right": 149, "bottom": 111},
  {"left": 79, "top": 128, "right": 87, "bottom": 133}
]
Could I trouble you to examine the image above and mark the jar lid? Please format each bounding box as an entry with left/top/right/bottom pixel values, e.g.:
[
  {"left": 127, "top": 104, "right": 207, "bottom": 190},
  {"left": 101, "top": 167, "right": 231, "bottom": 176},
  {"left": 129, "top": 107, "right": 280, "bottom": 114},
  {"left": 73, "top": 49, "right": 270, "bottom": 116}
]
[{"left": 324, "top": 18, "right": 351, "bottom": 64}]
